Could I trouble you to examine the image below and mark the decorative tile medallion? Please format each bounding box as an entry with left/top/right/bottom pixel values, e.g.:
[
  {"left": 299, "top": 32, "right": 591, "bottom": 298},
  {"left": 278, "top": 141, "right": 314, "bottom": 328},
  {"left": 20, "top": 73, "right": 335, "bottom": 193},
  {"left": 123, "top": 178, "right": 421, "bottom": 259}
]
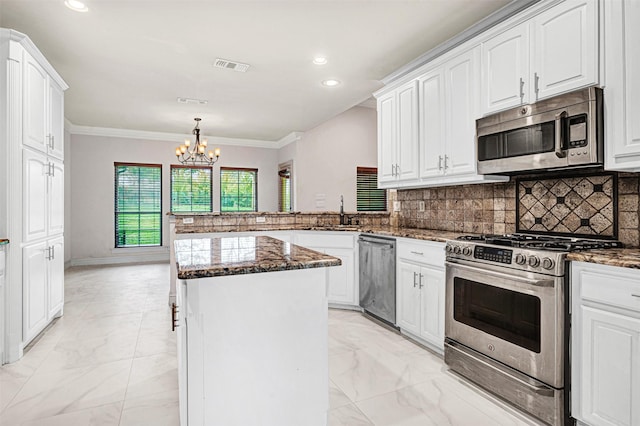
[{"left": 517, "top": 173, "right": 617, "bottom": 238}]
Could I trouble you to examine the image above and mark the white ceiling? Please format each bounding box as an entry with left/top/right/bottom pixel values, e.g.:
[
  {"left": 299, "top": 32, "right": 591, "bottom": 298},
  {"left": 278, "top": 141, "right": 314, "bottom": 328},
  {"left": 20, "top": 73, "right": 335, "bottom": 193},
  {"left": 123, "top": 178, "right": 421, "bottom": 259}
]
[{"left": 0, "top": 0, "right": 512, "bottom": 142}]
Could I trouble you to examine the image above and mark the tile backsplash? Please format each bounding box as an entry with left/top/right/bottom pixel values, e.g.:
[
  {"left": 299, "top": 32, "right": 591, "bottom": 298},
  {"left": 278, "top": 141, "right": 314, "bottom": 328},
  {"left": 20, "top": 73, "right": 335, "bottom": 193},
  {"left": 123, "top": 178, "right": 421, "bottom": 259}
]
[{"left": 394, "top": 172, "right": 640, "bottom": 248}]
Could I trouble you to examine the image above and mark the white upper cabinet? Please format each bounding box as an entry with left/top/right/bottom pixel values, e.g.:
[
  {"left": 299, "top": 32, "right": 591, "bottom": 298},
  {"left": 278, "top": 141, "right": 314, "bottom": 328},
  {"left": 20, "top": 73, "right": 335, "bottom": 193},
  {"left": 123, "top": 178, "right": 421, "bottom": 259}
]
[
  {"left": 418, "top": 68, "right": 444, "bottom": 179},
  {"left": 604, "top": 0, "right": 640, "bottom": 171},
  {"left": 444, "top": 48, "right": 480, "bottom": 177},
  {"left": 480, "top": 0, "right": 598, "bottom": 115},
  {"left": 377, "top": 80, "right": 419, "bottom": 188},
  {"left": 531, "top": 0, "right": 597, "bottom": 101},
  {"left": 23, "top": 49, "right": 65, "bottom": 159},
  {"left": 23, "top": 53, "right": 48, "bottom": 154},
  {"left": 481, "top": 25, "right": 530, "bottom": 113}
]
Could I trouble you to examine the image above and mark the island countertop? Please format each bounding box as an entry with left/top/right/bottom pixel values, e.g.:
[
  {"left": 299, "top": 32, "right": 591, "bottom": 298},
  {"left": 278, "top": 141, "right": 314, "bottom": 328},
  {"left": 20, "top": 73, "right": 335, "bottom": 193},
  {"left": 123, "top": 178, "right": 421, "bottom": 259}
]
[{"left": 175, "top": 235, "right": 342, "bottom": 279}]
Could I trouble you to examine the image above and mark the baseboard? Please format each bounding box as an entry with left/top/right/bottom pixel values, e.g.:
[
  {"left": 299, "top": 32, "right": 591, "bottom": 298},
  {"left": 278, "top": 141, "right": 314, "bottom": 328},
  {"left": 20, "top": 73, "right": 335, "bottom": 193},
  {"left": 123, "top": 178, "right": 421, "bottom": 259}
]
[{"left": 70, "top": 252, "right": 170, "bottom": 266}]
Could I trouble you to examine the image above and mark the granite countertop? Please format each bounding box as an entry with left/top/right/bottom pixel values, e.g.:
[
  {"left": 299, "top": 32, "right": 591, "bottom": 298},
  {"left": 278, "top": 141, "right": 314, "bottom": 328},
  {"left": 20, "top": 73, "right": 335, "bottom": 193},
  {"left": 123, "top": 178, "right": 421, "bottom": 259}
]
[
  {"left": 177, "top": 225, "right": 468, "bottom": 243},
  {"left": 175, "top": 235, "right": 342, "bottom": 279},
  {"left": 567, "top": 249, "right": 640, "bottom": 269},
  {"left": 0, "top": 239, "right": 8, "bottom": 245}
]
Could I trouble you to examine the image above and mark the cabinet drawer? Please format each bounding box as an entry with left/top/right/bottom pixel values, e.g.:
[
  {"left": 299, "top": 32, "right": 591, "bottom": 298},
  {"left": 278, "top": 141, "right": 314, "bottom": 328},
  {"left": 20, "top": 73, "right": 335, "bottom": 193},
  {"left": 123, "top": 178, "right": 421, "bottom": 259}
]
[
  {"left": 397, "top": 239, "right": 445, "bottom": 267},
  {"left": 296, "top": 233, "right": 355, "bottom": 249},
  {"left": 579, "top": 265, "right": 640, "bottom": 313}
]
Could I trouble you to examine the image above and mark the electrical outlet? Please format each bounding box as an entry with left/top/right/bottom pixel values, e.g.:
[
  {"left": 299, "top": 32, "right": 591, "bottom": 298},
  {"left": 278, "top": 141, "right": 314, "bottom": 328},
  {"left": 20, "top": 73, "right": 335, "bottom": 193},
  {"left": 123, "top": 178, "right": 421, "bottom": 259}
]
[
  {"left": 182, "top": 217, "right": 194, "bottom": 224},
  {"left": 419, "top": 201, "right": 425, "bottom": 211},
  {"left": 256, "top": 216, "right": 266, "bottom": 223},
  {"left": 393, "top": 201, "right": 401, "bottom": 212}
]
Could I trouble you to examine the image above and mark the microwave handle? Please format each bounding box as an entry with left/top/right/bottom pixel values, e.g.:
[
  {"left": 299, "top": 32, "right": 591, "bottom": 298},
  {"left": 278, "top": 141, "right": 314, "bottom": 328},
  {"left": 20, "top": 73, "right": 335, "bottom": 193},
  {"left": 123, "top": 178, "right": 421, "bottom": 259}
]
[{"left": 555, "top": 111, "right": 568, "bottom": 158}]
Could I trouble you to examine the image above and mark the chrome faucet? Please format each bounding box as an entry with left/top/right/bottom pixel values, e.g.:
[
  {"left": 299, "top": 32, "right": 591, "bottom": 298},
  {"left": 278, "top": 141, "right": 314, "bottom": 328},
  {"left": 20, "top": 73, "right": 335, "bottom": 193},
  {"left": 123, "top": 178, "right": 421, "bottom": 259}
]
[{"left": 339, "top": 195, "right": 346, "bottom": 225}]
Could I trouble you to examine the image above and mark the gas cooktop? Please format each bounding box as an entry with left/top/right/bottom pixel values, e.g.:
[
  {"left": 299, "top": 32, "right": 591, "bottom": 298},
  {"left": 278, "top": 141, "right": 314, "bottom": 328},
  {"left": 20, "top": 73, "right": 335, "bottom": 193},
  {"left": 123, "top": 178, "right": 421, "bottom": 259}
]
[{"left": 456, "top": 233, "right": 623, "bottom": 252}]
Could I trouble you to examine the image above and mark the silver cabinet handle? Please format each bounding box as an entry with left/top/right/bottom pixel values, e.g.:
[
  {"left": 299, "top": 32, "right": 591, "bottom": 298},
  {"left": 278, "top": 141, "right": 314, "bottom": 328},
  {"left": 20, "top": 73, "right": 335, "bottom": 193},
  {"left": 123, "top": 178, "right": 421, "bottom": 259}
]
[
  {"left": 444, "top": 155, "right": 449, "bottom": 170},
  {"left": 519, "top": 77, "right": 525, "bottom": 102},
  {"left": 534, "top": 72, "right": 539, "bottom": 97},
  {"left": 391, "top": 164, "right": 396, "bottom": 176},
  {"left": 45, "top": 246, "right": 52, "bottom": 260},
  {"left": 395, "top": 164, "right": 400, "bottom": 176},
  {"left": 554, "top": 111, "right": 567, "bottom": 158},
  {"left": 51, "top": 245, "right": 55, "bottom": 260},
  {"left": 410, "top": 251, "right": 424, "bottom": 256},
  {"left": 171, "top": 303, "right": 179, "bottom": 331},
  {"left": 632, "top": 294, "right": 640, "bottom": 298},
  {"left": 419, "top": 273, "right": 424, "bottom": 289},
  {"left": 413, "top": 271, "right": 418, "bottom": 287},
  {"left": 438, "top": 155, "right": 443, "bottom": 170}
]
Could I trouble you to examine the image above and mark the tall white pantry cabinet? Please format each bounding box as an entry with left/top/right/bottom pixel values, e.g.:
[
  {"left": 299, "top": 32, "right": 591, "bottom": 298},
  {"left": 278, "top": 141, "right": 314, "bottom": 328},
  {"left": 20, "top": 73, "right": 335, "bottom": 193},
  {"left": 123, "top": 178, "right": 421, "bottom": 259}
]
[{"left": 0, "top": 29, "right": 68, "bottom": 363}]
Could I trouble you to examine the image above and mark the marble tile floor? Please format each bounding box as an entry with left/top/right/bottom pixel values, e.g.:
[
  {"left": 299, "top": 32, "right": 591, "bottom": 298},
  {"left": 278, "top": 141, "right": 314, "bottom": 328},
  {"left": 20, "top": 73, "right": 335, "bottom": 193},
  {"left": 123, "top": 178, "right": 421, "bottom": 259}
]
[{"left": 0, "top": 263, "right": 540, "bottom": 426}]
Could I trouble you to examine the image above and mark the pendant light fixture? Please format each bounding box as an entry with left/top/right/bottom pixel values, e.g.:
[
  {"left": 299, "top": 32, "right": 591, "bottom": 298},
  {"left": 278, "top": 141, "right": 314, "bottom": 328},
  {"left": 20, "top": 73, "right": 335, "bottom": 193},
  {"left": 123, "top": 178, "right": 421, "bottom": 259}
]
[{"left": 175, "top": 118, "right": 220, "bottom": 166}]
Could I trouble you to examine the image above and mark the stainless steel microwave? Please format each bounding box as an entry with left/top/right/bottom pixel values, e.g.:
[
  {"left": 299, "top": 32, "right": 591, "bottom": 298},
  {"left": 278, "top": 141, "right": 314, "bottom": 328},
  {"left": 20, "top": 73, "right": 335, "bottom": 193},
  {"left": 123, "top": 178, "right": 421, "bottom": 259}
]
[{"left": 476, "top": 86, "right": 603, "bottom": 175}]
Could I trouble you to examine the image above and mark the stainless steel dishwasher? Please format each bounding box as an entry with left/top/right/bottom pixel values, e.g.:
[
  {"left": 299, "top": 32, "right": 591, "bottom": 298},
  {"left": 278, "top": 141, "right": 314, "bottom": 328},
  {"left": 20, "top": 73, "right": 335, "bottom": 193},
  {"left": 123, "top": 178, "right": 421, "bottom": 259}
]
[{"left": 358, "top": 235, "right": 396, "bottom": 325}]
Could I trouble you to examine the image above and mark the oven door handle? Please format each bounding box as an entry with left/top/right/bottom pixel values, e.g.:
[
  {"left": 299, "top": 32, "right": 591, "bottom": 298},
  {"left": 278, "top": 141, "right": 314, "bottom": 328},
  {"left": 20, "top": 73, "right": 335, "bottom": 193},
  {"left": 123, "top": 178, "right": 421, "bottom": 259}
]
[{"left": 446, "top": 260, "right": 555, "bottom": 288}]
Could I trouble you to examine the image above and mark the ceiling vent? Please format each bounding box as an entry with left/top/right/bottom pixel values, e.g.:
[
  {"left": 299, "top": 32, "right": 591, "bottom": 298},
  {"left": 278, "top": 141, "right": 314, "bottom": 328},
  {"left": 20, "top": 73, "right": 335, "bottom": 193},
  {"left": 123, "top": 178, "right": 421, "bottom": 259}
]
[
  {"left": 214, "top": 58, "right": 250, "bottom": 73},
  {"left": 177, "top": 97, "right": 208, "bottom": 105}
]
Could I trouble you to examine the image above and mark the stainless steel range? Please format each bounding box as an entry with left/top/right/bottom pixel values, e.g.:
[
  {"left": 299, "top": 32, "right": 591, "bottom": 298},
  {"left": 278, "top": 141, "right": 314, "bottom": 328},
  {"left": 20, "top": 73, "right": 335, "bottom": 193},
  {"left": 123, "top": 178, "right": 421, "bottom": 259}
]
[{"left": 444, "top": 234, "right": 622, "bottom": 426}]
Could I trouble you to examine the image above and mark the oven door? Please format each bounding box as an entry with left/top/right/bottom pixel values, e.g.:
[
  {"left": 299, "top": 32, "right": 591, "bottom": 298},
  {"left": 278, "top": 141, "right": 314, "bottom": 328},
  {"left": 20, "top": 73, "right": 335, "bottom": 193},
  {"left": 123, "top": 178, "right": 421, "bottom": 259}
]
[{"left": 445, "top": 259, "right": 564, "bottom": 388}]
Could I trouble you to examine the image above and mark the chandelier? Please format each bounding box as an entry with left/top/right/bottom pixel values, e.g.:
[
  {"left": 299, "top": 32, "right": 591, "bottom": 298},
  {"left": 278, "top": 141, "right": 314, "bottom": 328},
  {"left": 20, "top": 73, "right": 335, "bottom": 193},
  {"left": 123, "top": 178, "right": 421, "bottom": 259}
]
[{"left": 175, "top": 118, "right": 220, "bottom": 166}]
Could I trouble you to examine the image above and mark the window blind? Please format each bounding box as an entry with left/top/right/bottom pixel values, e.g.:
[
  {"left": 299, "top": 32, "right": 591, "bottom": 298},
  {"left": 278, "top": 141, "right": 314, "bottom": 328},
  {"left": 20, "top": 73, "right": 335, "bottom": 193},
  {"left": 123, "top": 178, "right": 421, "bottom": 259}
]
[
  {"left": 356, "top": 167, "right": 387, "bottom": 212},
  {"left": 220, "top": 167, "right": 258, "bottom": 212},
  {"left": 170, "top": 165, "right": 212, "bottom": 212},
  {"left": 278, "top": 168, "right": 291, "bottom": 212},
  {"left": 114, "top": 163, "right": 162, "bottom": 247}
]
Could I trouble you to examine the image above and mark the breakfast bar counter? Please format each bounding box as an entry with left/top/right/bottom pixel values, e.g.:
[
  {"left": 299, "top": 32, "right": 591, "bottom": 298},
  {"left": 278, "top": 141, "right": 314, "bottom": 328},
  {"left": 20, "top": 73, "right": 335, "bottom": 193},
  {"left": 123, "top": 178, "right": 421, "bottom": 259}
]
[{"left": 174, "top": 235, "right": 340, "bottom": 426}]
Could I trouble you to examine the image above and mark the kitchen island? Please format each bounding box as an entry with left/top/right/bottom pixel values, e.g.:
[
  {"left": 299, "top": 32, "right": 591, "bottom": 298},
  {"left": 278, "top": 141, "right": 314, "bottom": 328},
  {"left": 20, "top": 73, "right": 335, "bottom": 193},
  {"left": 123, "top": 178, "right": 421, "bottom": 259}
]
[{"left": 174, "top": 235, "right": 341, "bottom": 426}]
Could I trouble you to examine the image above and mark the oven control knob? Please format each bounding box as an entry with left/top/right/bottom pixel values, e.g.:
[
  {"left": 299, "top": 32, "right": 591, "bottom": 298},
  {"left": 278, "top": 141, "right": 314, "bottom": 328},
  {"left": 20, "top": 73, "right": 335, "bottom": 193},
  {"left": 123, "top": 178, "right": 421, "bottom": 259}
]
[
  {"left": 528, "top": 255, "right": 540, "bottom": 267},
  {"left": 515, "top": 254, "right": 526, "bottom": 265},
  {"left": 542, "top": 257, "right": 555, "bottom": 270},
  {"left": 462, "top": 247, "right": 472, "bottom": 256},
  {"left": 446, "top": 245, "right": 453, "bottom": 253},
  {"left": 453, "top": 246, "right": 462, "bottom": 254}
]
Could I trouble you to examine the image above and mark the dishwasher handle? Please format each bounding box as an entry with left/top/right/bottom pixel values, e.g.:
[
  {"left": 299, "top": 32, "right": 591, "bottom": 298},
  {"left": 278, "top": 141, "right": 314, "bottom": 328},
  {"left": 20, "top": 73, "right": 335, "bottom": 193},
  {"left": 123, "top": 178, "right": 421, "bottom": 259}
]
[{"left": 359, "top": 240, "right": 394, "bottom": 250}]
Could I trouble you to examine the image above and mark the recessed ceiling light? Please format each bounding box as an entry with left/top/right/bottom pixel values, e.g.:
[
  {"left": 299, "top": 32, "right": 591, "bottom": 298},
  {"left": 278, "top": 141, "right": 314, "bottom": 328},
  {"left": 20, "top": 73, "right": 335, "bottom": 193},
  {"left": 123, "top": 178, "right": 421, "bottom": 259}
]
[
  {"left": 313, "top": 57, "right": 328, "bottom": 65},
  {"left": 64, "top": 0, "right": 88, "bottom": 12},
  {"left": 322, "top": 79, "right": 340, "bottom": 87}
]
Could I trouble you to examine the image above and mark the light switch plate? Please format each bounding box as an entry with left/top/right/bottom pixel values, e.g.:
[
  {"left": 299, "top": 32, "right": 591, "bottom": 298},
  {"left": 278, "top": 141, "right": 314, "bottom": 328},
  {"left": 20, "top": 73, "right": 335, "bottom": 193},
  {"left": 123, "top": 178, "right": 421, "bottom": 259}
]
[
  {"left": 256, "top": 216, "right": 266, "bottom": 223},
  {"left": 393, "top": 201, "right": 401, "bottom": 212},
  {"left": 182, "top": 217, "right": 194, "bottom": 224}
]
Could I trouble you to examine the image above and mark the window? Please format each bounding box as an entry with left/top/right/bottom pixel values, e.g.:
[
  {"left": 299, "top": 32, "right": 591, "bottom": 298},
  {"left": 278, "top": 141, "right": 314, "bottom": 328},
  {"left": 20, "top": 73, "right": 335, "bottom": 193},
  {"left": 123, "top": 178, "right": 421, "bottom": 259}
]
[
  {"left": 356, "top": 167, "right": 387, "bottom": 212},
  {"left": 114, "top": 163, "right": 162, "bottom": 247},
  {"left": 220, "top": 167, "right": 258, "bottom": 212},
  {"left": 278, "top": 162, "right": 292, "bottom": 212},
  {"left": 170, "top": 165, "right": 212, "bottom": 212}
]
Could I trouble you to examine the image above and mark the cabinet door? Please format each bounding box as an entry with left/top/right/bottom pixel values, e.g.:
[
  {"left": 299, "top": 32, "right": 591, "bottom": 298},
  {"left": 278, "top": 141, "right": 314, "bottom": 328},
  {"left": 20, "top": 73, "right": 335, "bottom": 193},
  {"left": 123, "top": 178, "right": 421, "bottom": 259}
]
[
  {"left": 48, "top": 237, "right": 64, "bottom": 318},
  {"left": 23, "top": 242, "right": 48, "bottom": 344},
  {"left": 532, "top": 0, "right": 597, "bottom": 101},
  {"left": 418, "top": 266, "right": 445, "bottom": 351},
  {"left": 49, "top": 158, "right": 64, "bottom": 236},
  {"left": 397, "top": 260, "right": 421, "bottom": 335},
  {"left": 418, "top": 68, "right": 445, "bottom": 179},
  {"left": 396, "top": 81, "right": 419, "bottom": 182},
  {"left": 377, "top": 92, "right": 397, "bottom": 185},
  {"left": 481, "top": 24, "right": 530, "bottom": 113},
  {"left": 176, "top": 281, "right": 189, "bottom": 426},
  {"left": 23, "top": 149, "right": 49, "bottom": 242},
  {"left": 48, "top": 81, "right": 65, "bottom": 160},
  {"left": 578, "top": 306, "right": 640, "bottom": 426},
  {"left": 604, "top": 0, "right": 640, "bottom": 171},
  {"left": 444, "top": 47, "right": 480, "bottom": 177},
  {"left": 325, "top": 247, "right": 356, "bottom": 306},
  {"left": 23, "top": 53, "right": 48, "bottom": 154}
]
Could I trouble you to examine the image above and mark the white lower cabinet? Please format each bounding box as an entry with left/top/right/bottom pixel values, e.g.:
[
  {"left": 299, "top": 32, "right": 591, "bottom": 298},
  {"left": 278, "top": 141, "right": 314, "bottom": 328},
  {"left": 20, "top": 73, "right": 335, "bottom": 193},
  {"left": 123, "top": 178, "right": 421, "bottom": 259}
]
[
  {"left": 22, "top": 236, "right": 63, "bottom": 344},
  {"left": 295, "top": 232, "right": 357, "bottom": 306},
  {"left": 571, "top": 262, "right": 640, "bottom": 426},
  {"left": 396, "top": 239, "right": 445, "bottom": 353}
]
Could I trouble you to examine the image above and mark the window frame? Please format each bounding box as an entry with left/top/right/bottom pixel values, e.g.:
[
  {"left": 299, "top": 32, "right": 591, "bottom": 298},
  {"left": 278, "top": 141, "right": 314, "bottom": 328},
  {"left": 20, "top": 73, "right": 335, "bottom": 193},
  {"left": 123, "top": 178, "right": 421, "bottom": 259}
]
[
  {"left": 114, "top": 162, "right": 163, "bottom": 248},
  {"left": 170, "top": 164, "right": 213, "bottom": 213},
  {"left": 356, "top": 166, "right": 387, "bottom": 212},
  {"left": 220, "top": 167, "right": 259, "bottom": 212}
]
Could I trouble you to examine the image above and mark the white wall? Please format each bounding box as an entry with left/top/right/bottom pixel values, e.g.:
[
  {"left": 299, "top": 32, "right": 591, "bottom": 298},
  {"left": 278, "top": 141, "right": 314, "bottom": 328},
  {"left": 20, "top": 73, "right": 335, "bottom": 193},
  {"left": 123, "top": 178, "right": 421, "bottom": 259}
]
[
  {"left": 64, "top": 128, "right": 71, "bottom": 264},
  {"left": 68, "top": 134, "right": 278, "bottom": 264},
  {"left": 280, "top": 106, "right": 377, "bottom": 212}
]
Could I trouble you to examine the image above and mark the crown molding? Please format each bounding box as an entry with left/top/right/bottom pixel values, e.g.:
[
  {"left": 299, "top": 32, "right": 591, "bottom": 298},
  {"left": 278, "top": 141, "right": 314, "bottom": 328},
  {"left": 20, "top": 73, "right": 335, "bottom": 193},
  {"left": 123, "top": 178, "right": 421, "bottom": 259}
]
[
  {"left": 275, "top": 131, "right": 304, "bottom": 149},
  {"left": 64, "top": 120, "right": 281, "bottom": 149}
]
